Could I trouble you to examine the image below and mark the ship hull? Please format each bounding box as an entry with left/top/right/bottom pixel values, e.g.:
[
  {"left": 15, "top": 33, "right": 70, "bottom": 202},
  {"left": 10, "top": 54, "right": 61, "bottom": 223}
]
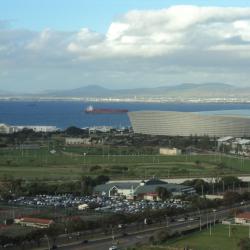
[{"left": 85, "top": 109, "right": 128, "bottom": 114}]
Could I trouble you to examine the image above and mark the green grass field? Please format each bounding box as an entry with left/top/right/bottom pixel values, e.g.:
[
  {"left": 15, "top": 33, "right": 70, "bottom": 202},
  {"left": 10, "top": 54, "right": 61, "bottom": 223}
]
[
  {"left": 134, "top": 224, "right": 250, "bottom": 250},
  {"left": 0, "top": 145, "right": 250, "bottom": 180}
]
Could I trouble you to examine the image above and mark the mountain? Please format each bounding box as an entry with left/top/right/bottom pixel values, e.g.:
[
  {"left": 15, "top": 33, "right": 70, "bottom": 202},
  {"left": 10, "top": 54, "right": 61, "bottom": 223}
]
[
  {"left": 41, "top": 85, "right": 112, "bottom": 97},
  {"left": 40, "top": 83, "right": 249, "bottom": 98},
  {"left": 0, "top": 90, "right": 15, "bottom": 96},
  {"left": 1, "top": 83, "right": 250, "bottom": 99}
]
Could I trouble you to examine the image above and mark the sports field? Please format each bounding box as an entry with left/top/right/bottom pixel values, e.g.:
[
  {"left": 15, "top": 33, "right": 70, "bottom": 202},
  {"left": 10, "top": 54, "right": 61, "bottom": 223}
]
[
  {"left": 0, "top": 145, "right": 250, "bottom": 180},
  {"left": 134, "top": 224, "right": 250, "bottom": 250}
]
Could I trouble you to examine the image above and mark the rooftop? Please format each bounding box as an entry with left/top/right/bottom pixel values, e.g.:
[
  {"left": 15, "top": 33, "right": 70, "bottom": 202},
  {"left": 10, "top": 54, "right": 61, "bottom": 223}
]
[
  {"left": 197, "top": 109, "right": 250, "bottom": 119},
  {"left": 236, "top": 212, "right": 250, "bottom": 220},
  {"left": 20, "top": 217, "right": 54, "bottom": 225}
]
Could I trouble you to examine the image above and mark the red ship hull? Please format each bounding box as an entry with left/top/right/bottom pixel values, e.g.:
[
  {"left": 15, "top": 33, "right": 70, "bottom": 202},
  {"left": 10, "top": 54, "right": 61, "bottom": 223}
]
[{"left": 85, "top": 108, "right": 128, "bottom": 114}]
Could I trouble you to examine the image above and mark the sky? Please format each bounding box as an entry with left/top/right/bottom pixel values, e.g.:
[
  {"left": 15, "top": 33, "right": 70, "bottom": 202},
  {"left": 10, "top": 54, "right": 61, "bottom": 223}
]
[{"left": 1, "top": 0, "right": 250, "bottom": 92}]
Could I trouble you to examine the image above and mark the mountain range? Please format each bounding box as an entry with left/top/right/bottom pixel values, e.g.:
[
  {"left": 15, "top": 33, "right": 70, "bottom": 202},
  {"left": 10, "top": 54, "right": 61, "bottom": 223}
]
[
  {"left": 38, "top": 83, "right": 250, "bottom": 98},
  {"left": 1, "top": 83, "right": 250, "bottom": 99}
]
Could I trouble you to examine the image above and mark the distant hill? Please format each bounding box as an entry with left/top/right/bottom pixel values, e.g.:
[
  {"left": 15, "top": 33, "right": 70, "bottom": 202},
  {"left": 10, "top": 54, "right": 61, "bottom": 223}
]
[
  {"left": 1, "top": 83, "right": 250, "bottom": 99},
  {"left": 0, "top": 90, "right": 14, "bottom": 96},
  {"left": 38, "top": 83, "right": 250, "bottom": 98}
]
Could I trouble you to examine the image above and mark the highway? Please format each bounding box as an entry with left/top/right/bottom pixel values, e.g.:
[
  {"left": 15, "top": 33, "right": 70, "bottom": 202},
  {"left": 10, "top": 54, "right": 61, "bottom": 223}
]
[{"left": 35, "top": 203, "right": 250, "bottom": 250}]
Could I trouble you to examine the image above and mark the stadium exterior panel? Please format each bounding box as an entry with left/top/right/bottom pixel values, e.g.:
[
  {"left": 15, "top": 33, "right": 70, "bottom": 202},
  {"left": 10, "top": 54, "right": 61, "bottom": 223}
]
[{"left": 128, "top": 111, "right": 250, "bottom": 137}]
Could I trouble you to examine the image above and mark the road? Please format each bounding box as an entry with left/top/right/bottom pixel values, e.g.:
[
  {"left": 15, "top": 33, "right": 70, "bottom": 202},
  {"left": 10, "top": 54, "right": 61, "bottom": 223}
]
[
  {"left": 34, "top": 203, "right": 250, "bottom": 250},
  {"left": 59, "top": 234, "right": 151, "bottom": 250}
]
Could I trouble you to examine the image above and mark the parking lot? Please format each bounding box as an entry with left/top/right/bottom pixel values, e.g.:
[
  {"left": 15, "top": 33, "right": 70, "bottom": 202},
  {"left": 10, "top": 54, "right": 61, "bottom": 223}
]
[{"left": 7, "top": 195, "right": 189, "bottom": 214}]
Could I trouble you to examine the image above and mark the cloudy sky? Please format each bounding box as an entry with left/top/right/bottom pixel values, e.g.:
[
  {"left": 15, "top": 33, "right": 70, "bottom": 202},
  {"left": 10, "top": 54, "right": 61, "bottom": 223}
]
[{"left": 1, "top": 0, "right": 250, "bottom": 92}]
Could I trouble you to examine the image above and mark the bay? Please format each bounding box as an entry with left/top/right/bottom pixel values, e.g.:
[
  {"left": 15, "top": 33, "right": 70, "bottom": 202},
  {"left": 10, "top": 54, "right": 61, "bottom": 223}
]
[{"left": 1, "top": 101, "right": 250, "bottom": 129}]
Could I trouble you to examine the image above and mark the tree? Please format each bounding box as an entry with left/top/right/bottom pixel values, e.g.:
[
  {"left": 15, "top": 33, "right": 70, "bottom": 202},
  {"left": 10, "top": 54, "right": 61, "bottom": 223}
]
[
  {"left": 65, "top": 126, "right": 86, "bottom": 136},
  {"left": 220, "top": 176, "right": 242, "bottom": 190},
  {"left": 195, "top": 160, "right": 201, "bottom": 167},
  {"left": 182, "top": 179, "right": 209, "bottom": 195},
  {"left": 80, "top": 176, "right": 95, "bottom": 195},
  {"left": 45, "top": 224, "right": 62, "bottom": 246},
  {"left": 156, "top": 187, "right": 171, "bottom": 201},
  {"left": 223, "top": 191, "right": 241, "bottom": 205},
  {"left": 154, "top": 229, "right": 171, "bottom": 244},
  {"left": 238, "top": 238, "right": 250, "bottom": 250},
  {"left": 95, "top": 175, "right": 110, "bottom": 185}
]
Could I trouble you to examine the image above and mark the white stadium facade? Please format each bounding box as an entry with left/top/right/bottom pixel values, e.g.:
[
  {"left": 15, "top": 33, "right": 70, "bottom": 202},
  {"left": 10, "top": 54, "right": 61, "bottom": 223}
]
[{"left": 128, "top": 110, "right": 250, "bottom": 137}]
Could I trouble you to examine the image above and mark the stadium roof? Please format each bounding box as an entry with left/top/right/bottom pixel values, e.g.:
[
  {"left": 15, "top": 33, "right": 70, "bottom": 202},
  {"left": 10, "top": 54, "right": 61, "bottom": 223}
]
[{"left": 197, "top": 109, "right": 250, "bottom": 119}]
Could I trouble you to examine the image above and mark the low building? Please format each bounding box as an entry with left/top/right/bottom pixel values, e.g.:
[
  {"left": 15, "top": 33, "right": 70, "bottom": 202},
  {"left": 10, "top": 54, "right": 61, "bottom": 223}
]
[
  {"left": 159, "top": 147, "right": 182, "bottom": 155},
  {"left": 94, "top": 178, "right": 195, "bottom": 200},
  {"left": 0, "top": 123, "right": 13, "bottom": 134},
  {"left": 235, "top": 212, "right": 250, "bottom": 224},
  {"left": 205, "top": 194, "right": 223, "bottom": 200},
  {"left": 65, "top": 137, "right": 91, "bottom": 145},
  {"left": 217, "top": 136, "right": 234, "bottom": 145},
  {"left": 15, "top": 217, "right": 54, "bottom": 228},
  {"left": 0, "top": 124, "right": 58, "bottom": 134},
  {"left": 88, "top": 126, "right": 113, "bottom": 133}
]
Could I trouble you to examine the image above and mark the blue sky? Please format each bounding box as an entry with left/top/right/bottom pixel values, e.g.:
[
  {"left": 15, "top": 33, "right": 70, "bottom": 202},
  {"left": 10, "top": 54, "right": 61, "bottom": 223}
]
[
  {"left": 1, "top": 1, "right": 250, "bottom": 92},
  {"left": 2, "top": 0, "right": 250, "bottom": 32}
]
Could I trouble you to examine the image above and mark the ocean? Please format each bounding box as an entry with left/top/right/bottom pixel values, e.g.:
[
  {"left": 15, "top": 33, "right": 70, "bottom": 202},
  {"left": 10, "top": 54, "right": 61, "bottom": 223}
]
[{"left": 1, "top": 101, "right": 250, "bottom": 129}]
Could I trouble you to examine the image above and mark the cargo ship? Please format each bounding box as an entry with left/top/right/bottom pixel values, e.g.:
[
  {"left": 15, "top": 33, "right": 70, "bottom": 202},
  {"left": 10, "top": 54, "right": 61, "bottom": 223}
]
[{"left": 85, "top": 105, "right": 128, "bottom": 114}]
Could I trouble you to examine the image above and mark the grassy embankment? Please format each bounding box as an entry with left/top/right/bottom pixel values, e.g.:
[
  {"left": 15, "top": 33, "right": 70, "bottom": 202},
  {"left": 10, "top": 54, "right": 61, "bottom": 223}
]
[
  {"left": 0, "top": 145, "right": 249, "bottom": 181},
  {"left": 133, "top": 224, "right": 250, "bottom": 250}
]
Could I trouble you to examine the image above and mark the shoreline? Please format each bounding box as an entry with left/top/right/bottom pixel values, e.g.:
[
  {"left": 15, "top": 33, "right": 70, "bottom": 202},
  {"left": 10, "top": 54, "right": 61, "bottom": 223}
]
[{"left": 1, "top": 96, "right": 250, "bottom": 104}]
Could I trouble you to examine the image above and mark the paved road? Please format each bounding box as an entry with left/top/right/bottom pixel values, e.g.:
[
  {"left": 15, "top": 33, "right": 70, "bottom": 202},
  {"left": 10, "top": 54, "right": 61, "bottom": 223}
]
[
  {"left": 35, "top": 203, "right": 250, "bottom": 250},
  {"left": 59, "top": 233, "right": 151, "bottom": 250}
]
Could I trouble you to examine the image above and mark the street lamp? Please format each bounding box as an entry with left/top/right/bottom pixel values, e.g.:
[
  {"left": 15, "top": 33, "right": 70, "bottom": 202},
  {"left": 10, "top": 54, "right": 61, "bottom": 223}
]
[
  {"left": 197, "top": 209, "right": 201, "bottom": 231},
  {"left": 44, "top": 234, "right": 50, "bottom": 250}
]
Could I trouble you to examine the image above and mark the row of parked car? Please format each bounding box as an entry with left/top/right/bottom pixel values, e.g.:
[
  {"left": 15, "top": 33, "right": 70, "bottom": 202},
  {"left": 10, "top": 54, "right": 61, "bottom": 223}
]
[{"left": 8, "top": 195, "right": 189, "bottom": 214}]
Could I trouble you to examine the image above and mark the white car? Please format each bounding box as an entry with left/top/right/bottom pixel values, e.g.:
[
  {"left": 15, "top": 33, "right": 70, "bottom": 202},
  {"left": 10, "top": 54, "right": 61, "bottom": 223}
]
[{"left": 109, "top": 246, "right": 118, "bottom": 250}]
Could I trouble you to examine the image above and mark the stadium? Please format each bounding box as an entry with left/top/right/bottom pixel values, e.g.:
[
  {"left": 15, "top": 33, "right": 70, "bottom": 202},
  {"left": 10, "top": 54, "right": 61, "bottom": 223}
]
[{"left": 128, "top": 110, "right": 250, "bottom": 137}]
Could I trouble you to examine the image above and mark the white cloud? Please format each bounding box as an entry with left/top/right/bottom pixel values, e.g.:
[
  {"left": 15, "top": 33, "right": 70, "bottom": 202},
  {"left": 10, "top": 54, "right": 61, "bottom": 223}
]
[
  {"left": 64, "top": 5, "right": 250, "bottom": 59},
  {"left": 1, "top": 6, "right": 250, "bottom": 91}
]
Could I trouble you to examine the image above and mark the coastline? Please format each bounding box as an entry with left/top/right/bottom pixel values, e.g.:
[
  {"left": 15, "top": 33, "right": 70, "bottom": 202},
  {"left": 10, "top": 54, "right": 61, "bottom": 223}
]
[{"left": 1, "top": 96, "right": 250, "bottom": 104}]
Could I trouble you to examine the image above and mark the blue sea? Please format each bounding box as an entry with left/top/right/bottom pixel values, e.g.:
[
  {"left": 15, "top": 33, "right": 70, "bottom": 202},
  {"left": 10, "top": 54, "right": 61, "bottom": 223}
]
[{"left": 1, "top": 101, "right": 250, "bottom": 129}]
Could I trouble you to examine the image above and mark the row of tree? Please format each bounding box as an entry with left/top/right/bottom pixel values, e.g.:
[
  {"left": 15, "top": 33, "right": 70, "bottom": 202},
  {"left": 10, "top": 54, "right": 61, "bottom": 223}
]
[
  {"left": 0, "top": 175, "right": 109, "bottom": 200},
  {"left": 183, "top": 176, "right": 243, "bottom": 195}
]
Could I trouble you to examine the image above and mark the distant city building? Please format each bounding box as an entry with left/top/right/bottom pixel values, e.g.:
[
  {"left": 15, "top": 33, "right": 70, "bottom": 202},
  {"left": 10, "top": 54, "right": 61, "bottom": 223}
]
[
  {"left": 65, "top": 137, "right": 91, "bottom": 145},
  {"left": 88, "top": 126, "right": 113, "bottom": 133},
  {"left": 15, "top": 125, "right": 58, "bottom": 133},
  {"left": 217, "top": 137, "right": 250, "bottom": 156},
  {"left": 0, "top": 124, "right": 58, "bottom": 134},
  {"left": 159, "top": 147, "right": 181, "bottom": 155},
  {"left": 94, "top": 178, "right": 195, "bottom": 200},
  {"left": 129, "top": 110, "right": 250, "bottom": 137},
  {"left": 0, "top": 123, "right": 13, "bottom": 134}
]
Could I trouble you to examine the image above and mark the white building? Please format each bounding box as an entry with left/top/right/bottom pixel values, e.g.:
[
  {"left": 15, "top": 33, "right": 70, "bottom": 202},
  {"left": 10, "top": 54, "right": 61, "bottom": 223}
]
[
  {"left": 15, "top": 126, "right": 58, "bottom": 133},
  {"left": 94, "top": 178, "right": 196, "bottom": 200},
  {"left": 0, "top": 124, "right": 58, "bottom": 133},
  {"left": 65, "top": 137, "right": 91, "bottom": 145},
  {"left": 159, "top": 147, "right": 181, "bottom": 156},
  {"left": 88, "top": 126, "right": 113, "bottom": 133},
  {"left": 0, "top": 123, "right": 13, "bottom": 134},
  {"left": 235, "top": 212, "right": 250, "bottom": 225}
]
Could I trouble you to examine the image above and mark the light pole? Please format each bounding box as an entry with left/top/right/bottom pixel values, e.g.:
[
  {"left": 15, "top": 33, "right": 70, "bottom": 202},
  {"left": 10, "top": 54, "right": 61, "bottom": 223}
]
[
  {"left": 45, "top": 234, "right": 50, "bottom": 250},
  {"left": 206, "top": 213, "right": 209, "bottom": 229},
  {"left": 198, "top": 209, "right": 201, "bottom": 231},
  {"left": 213, "top": 210, "right": 216, "bottom": 226}
]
